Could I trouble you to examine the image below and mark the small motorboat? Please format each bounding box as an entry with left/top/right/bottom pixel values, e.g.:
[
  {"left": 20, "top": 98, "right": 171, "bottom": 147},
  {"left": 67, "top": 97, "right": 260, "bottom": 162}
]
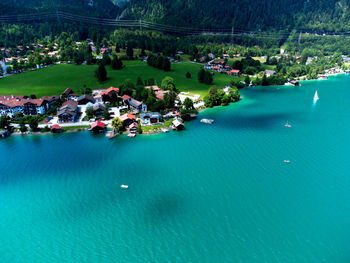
[
  {"left": 313, "top": 90, "right": 319, "bottom": 102},
  {"left": 121, "top": 185, "right": 129, "bottom": 189},
  {"left": 200, "top": 118, "right": 215, "bottom": 124},
  {"left": 284, "top": 160, "right": 290, "bottom": 163},
  {"left": 284, "top": 121, "right": 292, "bottom": 128}
]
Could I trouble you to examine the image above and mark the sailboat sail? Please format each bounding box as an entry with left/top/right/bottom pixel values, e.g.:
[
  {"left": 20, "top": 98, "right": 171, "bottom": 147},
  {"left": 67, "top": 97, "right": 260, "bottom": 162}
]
[{"left": 314, "top": 91, "right": 319, "bottom": 101}]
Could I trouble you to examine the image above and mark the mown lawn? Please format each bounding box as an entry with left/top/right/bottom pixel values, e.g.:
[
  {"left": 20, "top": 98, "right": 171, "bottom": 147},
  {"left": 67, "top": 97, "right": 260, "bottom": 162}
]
[{"left": 0, "top": 60, "right": 238, "bottom": 98}]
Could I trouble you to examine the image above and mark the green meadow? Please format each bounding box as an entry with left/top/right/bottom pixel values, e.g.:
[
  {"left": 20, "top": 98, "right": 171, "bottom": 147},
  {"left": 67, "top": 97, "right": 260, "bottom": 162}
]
[{"left": 0, "top": 61, "right": 238, "bottom": 98}]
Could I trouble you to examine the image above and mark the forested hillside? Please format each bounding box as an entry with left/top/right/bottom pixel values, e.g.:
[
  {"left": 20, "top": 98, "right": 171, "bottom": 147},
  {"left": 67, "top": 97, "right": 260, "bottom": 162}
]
[
  {"left": 121, "top": 0, "right": 350, "bottom": 32},
  {"left": 0, "top": 0, "right": 120, "bottom": 18},
  {"left": 3, "top": 0, "right": 350, "bottom": 32}
]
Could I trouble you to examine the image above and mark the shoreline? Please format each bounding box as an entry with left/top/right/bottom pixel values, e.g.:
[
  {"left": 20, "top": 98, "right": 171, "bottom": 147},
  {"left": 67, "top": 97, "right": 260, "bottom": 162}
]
[{"left": 3, "top": 71, "right": 345, "bottom": 139}]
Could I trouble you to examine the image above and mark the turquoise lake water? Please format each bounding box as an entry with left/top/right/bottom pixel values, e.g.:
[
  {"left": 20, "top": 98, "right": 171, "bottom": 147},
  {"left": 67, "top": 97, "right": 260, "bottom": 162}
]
[{"left": 1, "top": 75, "right": 350, "bottom": 262}]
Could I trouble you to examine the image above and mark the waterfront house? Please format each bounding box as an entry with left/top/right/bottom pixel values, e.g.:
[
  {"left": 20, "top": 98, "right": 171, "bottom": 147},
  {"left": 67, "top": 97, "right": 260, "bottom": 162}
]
[
  {"left": 58, "top": 100, "right": 78, "bottom": 123},
  {"left": 77, "top": 94, "right": 94, "bottom": 105},
  {"left": 89, "top": 121, "right": 105, "bottom": 133},
  {"left": 139, "top": 112, "right": 162, "bottom": 125},
  {"left": 0, "top": 129, "right": 10, "bottom": 138},
  {"left": 120, "top": 113, "right": 136, "bottom": 128},
  {"left": 128, "top": 122, "right": 138, "bottom": 134},
  {"left": 129, "top": 98, "right": 147, "bottom": 113},
  {"left": 51, "top": 124, "right": 63, "bottom": 133},
  {"left": 171, "top": 119, "right": 184, "bottom": 131}
]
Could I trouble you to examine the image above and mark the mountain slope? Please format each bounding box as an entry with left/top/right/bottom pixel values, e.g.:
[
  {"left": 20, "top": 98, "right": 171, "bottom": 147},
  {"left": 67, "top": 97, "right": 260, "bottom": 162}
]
[
  {"left": 1, "top": 0, "right": 120, "bottom": 18},
  {"left": 120, "top": 0, "right": 350, "bottom": 32}
]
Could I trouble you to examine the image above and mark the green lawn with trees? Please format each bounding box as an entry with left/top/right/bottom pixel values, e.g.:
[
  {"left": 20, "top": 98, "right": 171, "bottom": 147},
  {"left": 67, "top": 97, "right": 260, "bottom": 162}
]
[{"left": 0, "top": 61, "right": 239, "bottom": 98}]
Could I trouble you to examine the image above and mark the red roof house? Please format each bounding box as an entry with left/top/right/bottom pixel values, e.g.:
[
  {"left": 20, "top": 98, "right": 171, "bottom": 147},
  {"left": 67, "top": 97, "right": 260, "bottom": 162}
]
[
  {"left": 90, "top": 121, "right": 105, "bottom": 133},
  {"left": 121, "top": 95, "right": 131, "bottom": 101}
]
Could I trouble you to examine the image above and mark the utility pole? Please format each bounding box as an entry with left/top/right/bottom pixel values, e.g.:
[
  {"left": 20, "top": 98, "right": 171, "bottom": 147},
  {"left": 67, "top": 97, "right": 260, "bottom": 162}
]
[
  {"left": 298, "top": 31, "right": 302, "bottom": 45},
  {"left": 139, "top": 19, "right": 142, "bottom": 31}
]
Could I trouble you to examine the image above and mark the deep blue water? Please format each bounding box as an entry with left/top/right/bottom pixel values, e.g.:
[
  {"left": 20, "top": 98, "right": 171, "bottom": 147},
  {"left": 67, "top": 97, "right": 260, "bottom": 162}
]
[{"left": 1, "top": 75, "right": 350, "bottom": 262}]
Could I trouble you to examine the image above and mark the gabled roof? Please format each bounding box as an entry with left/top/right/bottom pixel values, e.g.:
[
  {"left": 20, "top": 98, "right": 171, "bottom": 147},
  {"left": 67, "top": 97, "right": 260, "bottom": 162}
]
[
  {"left": 121, "top": 95, "right": 131, "bottom": 101},
  {"left": 51, "top": 124, "right": 62, "bottom": 130},
  {"left": 90, "top": 121, "right": 105, "bottom": 129},
  {"left": 77, "top": 94, "right": 94, "bottom": 102},
  {"left": 62, "top": 88, "right": 73, "bottom": 96},
  {"left": 61, "top": 100, "right": 78, "bottom": 108},
  {"left": 101, "top": 87, "right": 119, "bottom": 96},
  {"left": 41, "top": 95, "right": 59, "bottom": 101},
  {"left": 145, "top": 85, "right": 160, "bottom": 92},
  {"left": 119, "top": 113, "right": 136, "bottom": 122},
  {"left": 92, "top": 103, "right": 106, "bottom": 111},
  {"left": 129, "top": 98, "right": 142, "bottom": 108}
]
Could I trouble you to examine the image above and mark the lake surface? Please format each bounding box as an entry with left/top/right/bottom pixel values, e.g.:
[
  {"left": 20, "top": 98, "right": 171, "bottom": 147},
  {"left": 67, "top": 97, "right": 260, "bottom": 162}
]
[{"left": 1, "top": 75, "right": 350, "bottom": 262}]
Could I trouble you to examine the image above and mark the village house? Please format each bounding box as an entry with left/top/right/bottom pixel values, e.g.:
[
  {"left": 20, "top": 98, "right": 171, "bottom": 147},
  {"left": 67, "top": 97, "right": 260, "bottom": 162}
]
[
  {"left": 58, "top": 100, "right": 78, "bottom": 123},
  {"left": 77, "top": 94, "right": 94, "bottom": 105},
  {"left": 145, "top": 85, "right": 170, "bottom": 100},
  {"left": 129, "top": 98, "right": 147, "bottom": 113},
  {"left": 171, "top": 119, "right": 185, "bottom": 131},
  {"left": 61, "top": 88, "right": 73, "bottom": 98},
  {"left": 128, "top": 122, "right": 138, "bottom": 134},
  {"left": 120, "top": 113, "right": 136, "bottom": 128},
  {"left": 264, "top": 70, "right": 277, "bottom": 77},
  {"left": 139, "top": 112, "right": 162, "bottom": 125},
  {"left": 0, "top": 95, "right": 56, "bottom": 117},
  {"left": 51, "top": 124, "right": 63, "bottom": 133},
  {"left": 92, "top": 103, "right": 106, "bottom": 116},
  {"left": 100, "top": 87, "right": 119, "bottom": 102},
  {"left": 227, "top": 69, "right": 241, "bottom": 76},
  {"left": 121, "top": 95, "right": 131, "bottom": 104},
  {"left": 89, "top": 121, "right": 105, "bottom": 133}
]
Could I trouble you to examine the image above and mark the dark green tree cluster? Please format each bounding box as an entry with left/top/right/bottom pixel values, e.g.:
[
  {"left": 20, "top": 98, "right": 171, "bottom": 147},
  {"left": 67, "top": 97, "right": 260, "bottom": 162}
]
[
  {"left": 111, "top": 54, "right": 123, "bottom": 70},
  {"left": 198, "top": 69, "right": 213, "bottom": 85},
  {"left": 147, "top": 55, "right": 171, "bottom": 71},
  {"left": 95, "top": 63, "right": 107, "bottom": 82},
  {"left": 232, "top": 57, "right": 262, "bottom": 75},
  {"left": 204, "top": 86, "right": 240, "bottom": 108}
]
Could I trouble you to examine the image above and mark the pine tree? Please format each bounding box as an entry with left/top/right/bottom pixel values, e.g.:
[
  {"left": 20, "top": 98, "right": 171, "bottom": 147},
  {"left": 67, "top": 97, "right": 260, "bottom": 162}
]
[{"left": 95, "top": 63, "right": 107, "bottom": 82}]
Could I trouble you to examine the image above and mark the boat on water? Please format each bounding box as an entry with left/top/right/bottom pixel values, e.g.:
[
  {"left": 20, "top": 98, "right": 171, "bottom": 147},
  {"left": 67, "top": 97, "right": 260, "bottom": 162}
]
[
  {"left": 128, "top": 133, "right": 136, "bottom": 137},
  {"left": 314, "top": 90, "right": 319, "bottom": 101},
  {"left": 200, "top": 119, "right": 215, "bottom": 124},
  {"left": 121, "top": 185, "right": 129, "bottom": 189},
  {"left": 161, "top": 128, "right": 169, "bottom": 133},
  {"left": 284, "top": 160, "right": 291, "bottom": 163},
  {"left": 284, "top": 121, "right": 292, "bottom": 128}
]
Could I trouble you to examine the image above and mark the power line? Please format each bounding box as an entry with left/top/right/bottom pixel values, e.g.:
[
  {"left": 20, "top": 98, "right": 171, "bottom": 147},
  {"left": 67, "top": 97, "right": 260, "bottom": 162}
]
[{"left": 1, "top": 11, "right": 350, "bottom": 40}]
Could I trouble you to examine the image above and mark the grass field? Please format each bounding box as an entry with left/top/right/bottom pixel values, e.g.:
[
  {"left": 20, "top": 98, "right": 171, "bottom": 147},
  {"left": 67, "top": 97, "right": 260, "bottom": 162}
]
[{"left": 0, "top": 61, "right": 238, "bottom": 98}]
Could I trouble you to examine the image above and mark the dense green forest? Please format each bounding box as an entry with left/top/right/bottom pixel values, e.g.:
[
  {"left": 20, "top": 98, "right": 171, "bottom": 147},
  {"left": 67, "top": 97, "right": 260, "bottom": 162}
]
[
  {"left": 3, "top": 0, "right": 350, "bottom": 32},
  {"left": 121, "top": 0, "right": 350, "bottom": 32},
  {"left": 0, "top": 0, "right": 119, "bottom": 17}
]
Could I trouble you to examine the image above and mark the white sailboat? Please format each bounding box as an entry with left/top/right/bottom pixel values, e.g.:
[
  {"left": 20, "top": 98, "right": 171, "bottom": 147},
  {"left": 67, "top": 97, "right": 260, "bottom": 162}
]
[{"left": 313, "top": 90, "right": 319, "bottom": 102}]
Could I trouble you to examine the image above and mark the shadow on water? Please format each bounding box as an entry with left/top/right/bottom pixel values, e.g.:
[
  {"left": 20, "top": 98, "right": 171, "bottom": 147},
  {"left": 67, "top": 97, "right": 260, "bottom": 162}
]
[
  {"left": 216, "top": 112, "right": 299, "bottom": 130},
  {"left": 144, "top": 192, "right": 185, "bottom": 224}
]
